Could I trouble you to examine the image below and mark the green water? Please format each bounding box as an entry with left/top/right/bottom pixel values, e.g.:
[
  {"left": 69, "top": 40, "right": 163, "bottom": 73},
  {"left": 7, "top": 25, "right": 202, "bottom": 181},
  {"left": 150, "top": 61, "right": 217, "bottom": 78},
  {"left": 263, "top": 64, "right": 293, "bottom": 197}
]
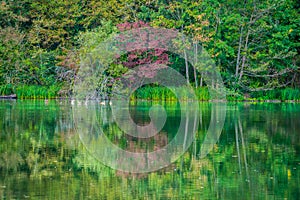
[{"left": 0, "top": 100, "right": 299, "bottom": 199}]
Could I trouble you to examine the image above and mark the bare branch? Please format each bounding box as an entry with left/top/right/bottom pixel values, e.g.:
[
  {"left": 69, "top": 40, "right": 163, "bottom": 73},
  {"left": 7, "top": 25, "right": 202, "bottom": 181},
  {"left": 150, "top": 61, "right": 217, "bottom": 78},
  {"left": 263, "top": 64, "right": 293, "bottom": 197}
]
[
  {"left": 240, "top": 74, "right": 296, "bottom": 92},
  {"left": 244, "top": 68, "right": 295, "bottom": 78}
]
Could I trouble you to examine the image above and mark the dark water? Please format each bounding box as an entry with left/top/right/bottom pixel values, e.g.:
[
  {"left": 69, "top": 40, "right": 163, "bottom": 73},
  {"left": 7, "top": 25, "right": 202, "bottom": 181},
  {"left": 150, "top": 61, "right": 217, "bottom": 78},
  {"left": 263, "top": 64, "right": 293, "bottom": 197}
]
[{"left": 0, "top": 100, "right": 299, "bottom": 199}]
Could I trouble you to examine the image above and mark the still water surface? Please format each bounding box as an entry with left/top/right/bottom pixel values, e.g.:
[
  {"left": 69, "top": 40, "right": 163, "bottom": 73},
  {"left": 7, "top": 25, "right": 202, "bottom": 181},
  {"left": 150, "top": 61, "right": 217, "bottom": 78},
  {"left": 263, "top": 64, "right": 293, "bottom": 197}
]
[{"left": 0, "top": 100, "right": 299, "bottom": 199}]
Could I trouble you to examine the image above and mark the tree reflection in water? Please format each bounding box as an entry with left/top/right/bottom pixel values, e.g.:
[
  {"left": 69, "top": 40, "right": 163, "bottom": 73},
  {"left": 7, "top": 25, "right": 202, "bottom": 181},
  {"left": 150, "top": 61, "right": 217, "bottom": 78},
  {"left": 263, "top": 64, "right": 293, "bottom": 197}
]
[{"left": 0, "top": 100, "right": 300, "bottom": 199}]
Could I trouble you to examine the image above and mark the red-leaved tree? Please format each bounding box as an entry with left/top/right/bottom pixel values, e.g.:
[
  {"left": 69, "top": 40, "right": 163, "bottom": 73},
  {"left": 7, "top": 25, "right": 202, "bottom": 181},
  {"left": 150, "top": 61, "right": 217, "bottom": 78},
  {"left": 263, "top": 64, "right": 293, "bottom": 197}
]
[{"left": 114, "top": 21, "right": 177, "bottom": 79}]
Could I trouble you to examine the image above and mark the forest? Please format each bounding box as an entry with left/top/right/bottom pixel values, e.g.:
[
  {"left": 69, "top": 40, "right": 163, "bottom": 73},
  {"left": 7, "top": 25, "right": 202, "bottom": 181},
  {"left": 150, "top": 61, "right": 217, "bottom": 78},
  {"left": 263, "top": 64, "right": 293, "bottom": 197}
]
[
  {"left": 1, "top": 1, "right": 300, "bottom": 198},
  {"left": 0, "top": 0, "right": 299, "bottom": 100}
]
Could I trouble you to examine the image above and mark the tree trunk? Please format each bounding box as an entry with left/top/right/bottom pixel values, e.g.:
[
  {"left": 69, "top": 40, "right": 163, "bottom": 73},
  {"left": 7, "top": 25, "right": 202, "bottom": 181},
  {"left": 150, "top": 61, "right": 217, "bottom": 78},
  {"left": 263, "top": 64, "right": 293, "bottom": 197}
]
[
  {"left": 193, "top": 42, "right": 198, "bottom": 88},
  {"left": 238, "top": 29, "right": 250, "bottom": 84},
  {"left": 238, "top": 13, "right": 253, "bottom": 84},
  {"left": 235, "top": 26, "right": 243, "bottom": 78},
  {"left": 184, "top": 48, "right": 190, "bottom": 85},
  {"left": 181, "top": 27, "right": 190, "bottom": 85},
  {"left": 200, "top": 76, "right": 203, "bottom": 87}
]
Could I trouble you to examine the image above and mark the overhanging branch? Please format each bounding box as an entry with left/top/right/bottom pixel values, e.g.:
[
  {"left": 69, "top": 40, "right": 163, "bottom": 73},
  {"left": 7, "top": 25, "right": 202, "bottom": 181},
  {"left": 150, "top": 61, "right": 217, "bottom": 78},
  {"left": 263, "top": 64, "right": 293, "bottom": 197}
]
[
  {"left": 244, "top": 68, "right": 295, "bottom": 78},
  {"left": 240, "top": 74, "right": 296, "bottom": 92}
]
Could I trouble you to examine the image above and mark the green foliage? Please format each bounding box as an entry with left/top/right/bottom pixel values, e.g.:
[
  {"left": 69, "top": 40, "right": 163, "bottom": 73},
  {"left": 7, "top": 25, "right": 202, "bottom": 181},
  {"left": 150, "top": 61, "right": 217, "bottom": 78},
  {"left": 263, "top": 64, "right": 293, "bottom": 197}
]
[
  {"left": 0, "top": 85, "right": 61, "bottom": 99},
  {"left": 131, "top": 86, "right": 176, "bottom": 101},
  {"left": 280, "top": 88, "right": 300, "bottom": 100},
  {"left": 250, "top": 88, "right": 300, "bottom": 101},
  {"left": 0, "top": 0, "right": 299, "bottom": 100},
  {"left": 16, "top": 85, "right": 61, "bottom": 99},
  {"left": 225, "top": 89, "right": 245, "bottom": 101},
  {"left": 131, "top": 86, "right": 211, "bottom": 101},
  {"left": 0, "top": 84, "right": 14, "bottom": 95}
]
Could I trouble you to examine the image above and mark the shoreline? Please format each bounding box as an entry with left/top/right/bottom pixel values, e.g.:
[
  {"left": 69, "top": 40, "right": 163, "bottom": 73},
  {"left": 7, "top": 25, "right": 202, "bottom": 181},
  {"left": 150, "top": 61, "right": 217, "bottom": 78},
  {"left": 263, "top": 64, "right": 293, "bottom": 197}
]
[{"left": 1, "top": 97, "right": 299, "bottom": 103}]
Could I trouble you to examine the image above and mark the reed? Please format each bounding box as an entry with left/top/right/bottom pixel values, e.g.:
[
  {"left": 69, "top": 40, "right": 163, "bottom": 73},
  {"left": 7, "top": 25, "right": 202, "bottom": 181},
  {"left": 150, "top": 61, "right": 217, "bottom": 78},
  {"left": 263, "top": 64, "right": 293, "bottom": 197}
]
[
  {"left": 16, "top": 85, "right": 61, "bottom": 99},
  {"left": 1, "top": 84, "right": 299, "bottom": 101},
  {"left": 131, "top": 87, "right": 300, "bottom": 101},
  {"left": 280, "top": 88, "right": 300, "bottom": 100},
  {"left": 131, "top": 86, "right": 211, "bottom": 101},
  {"left": 0, "top": 84, "right": 14, "bottom": 95},
  {"left": 249, "top": 88, "right": 300, "bottom": 101},
  {"left": 0, "top": 85, "right": 61, "bottom": 99}
]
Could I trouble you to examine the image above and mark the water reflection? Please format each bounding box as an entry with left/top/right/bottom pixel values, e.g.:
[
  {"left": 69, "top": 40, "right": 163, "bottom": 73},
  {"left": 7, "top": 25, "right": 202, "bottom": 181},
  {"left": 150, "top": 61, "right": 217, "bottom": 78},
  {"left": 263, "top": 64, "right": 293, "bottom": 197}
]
[
  {"left": 0, "top": 100, "right": 299, "bottom": 199},
  {"left": 73, "top": 100, "right": 203, "bottom": 173}
]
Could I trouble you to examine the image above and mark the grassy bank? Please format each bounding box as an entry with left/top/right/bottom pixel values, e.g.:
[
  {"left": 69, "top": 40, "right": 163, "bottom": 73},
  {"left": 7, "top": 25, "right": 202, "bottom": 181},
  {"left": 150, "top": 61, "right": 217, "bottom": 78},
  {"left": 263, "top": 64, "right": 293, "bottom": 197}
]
[
  {"left": 132, "top": 86, "right": 300, "bottom": 102},
  {"left": 0, "top": 85, "right": 61, "bottom": 99},
  {"left": 1, "top": 84, "right": 299, "bottom": 101},
  {"left": 226, "top": 88, "right": 300, "bottom": 101},
  {"left": 130, "top": 86, "right": 210, "bottom": 101},
  {"left": 249, "top": 88, "right": 300, "bottom": 101}
]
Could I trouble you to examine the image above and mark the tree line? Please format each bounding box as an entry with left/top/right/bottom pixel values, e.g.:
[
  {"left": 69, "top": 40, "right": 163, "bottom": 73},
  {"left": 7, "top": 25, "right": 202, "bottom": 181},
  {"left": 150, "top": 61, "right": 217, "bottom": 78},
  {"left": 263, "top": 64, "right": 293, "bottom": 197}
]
[{"left": 0, "top": 0, "right": 299, "bottom": 98}]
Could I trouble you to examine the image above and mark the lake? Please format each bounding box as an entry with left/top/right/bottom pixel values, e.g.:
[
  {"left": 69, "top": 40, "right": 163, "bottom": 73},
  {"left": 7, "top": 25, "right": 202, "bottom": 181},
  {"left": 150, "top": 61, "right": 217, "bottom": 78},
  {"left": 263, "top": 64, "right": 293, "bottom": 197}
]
[{"left": 0, "top": 100, "right": 299, "bottom": 199}]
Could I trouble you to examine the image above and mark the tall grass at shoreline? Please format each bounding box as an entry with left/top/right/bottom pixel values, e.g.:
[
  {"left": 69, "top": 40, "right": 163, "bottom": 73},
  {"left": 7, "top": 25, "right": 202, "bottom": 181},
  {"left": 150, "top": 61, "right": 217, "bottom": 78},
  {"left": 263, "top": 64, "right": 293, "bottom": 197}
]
[
  {"left": 1, "top": 84, "right": 299, "bottom": 101},
  {"left": 130, "top": 86, "right": 210, "bottom": 101},
  {"left": 131, "top": 86, "right": 300, "bottom": 102},
  {"left": 0, "top": 85, "right": 61, "bottom": 99},
  {"left": 250, "top": 88, "right": 300, "bottom": 101}
]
